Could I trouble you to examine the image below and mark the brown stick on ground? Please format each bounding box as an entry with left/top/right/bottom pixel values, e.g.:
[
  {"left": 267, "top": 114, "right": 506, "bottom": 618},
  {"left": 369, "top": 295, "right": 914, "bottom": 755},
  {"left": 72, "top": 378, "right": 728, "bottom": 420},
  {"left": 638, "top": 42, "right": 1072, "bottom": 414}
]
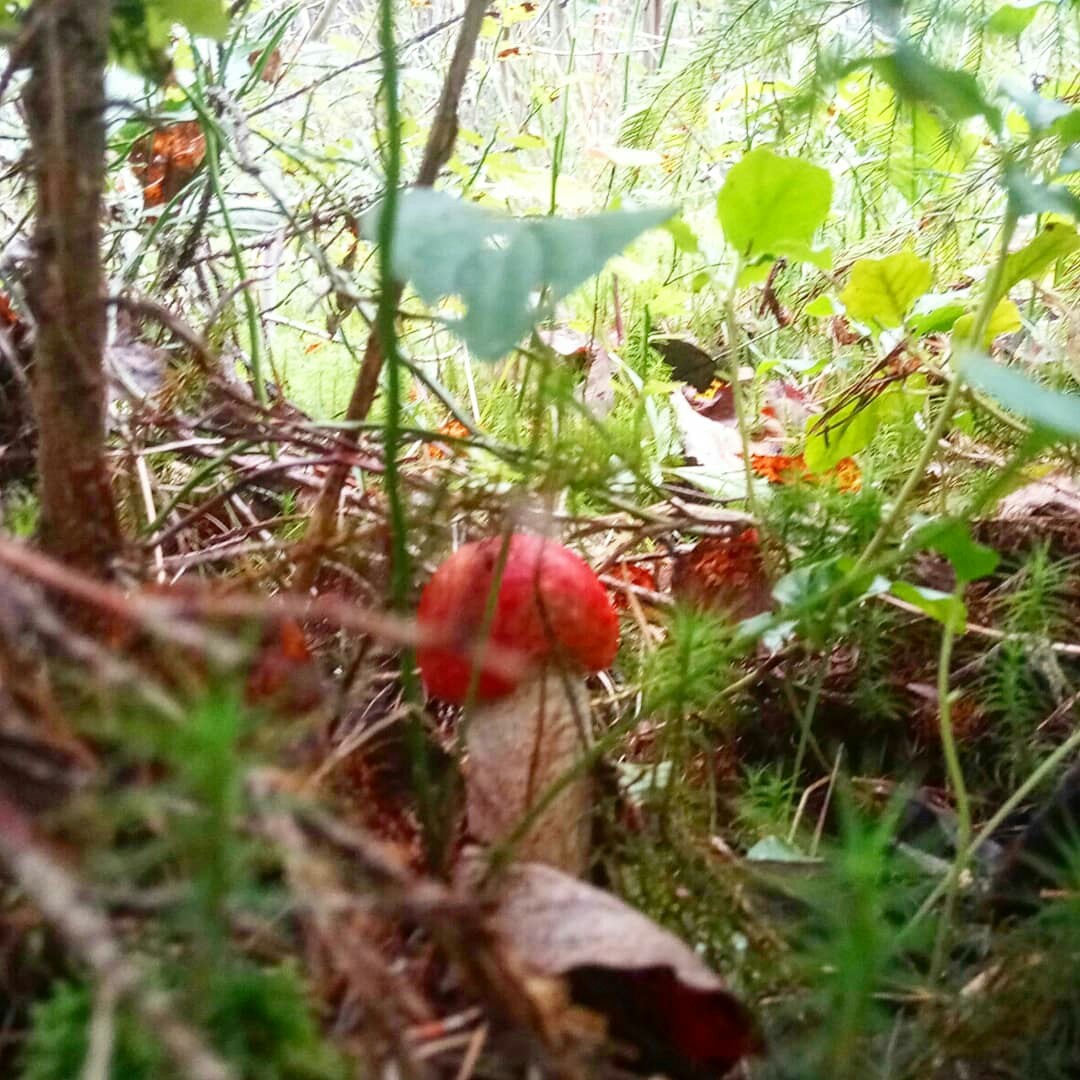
[
  {"left": 21, "top": 1, "right": 121, "bottom": 577},
  {"left": 292, "top": 0, "right": 489, "bottom": 594}
]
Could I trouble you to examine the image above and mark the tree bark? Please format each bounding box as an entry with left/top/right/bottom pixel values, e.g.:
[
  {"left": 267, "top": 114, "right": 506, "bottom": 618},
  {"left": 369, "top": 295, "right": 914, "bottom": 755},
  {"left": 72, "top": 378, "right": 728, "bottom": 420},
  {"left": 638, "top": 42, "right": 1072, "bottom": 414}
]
[{"left": 22, "top": 0, "right": 120, "bottom": 577}]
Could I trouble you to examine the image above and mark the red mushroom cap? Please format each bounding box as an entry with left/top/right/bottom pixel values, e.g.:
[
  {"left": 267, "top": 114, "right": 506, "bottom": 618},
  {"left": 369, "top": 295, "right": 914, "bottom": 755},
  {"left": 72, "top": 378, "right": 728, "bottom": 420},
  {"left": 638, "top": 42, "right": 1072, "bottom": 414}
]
[{"left": 416, "top": 533, "right": 619, "bottom": 704}]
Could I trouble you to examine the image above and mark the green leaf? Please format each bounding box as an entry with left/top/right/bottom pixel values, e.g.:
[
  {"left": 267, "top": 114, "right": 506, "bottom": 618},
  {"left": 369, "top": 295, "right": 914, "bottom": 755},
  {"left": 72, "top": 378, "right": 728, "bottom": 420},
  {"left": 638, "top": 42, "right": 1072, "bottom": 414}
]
[
  {"left": 874, "top": 44, "right": 1001, "bottom": 131},
  {"left": 717, "top": 148, "right": 832, "bottom": 264},
  {"left": 746, "top": 836, "right": 816, "bottom": 863},
  {"left": 804, "top": 294, "right": 839, "bottom": 317},
  {"left": 1005, "top": 166, "right": 1080, "bottom": 219},
  {"left": 1052, "top": 109, "right": 1080, "bottom": 147},
  {"left": 840, "top": 249, "right": 932, "bottom": 329},
  {"left": 891, "top": 582, "right": 967, "bottom": 631},
  {"left": 156, "top": 0, "right": 229, "bottom": 38},
  {"left": 365, "top": 190, "right": 674, "bottom": 360},
  {"left": 737, "top": 260, "right": 775, "bottom": 287},
  {"left": 663, "top": 217, "right": 700, "bottom": 254},
  {"left": 1000, "top": 77, "right": 1072, "bottom": 132},
  {"left": 960, "top": 353, "right": 1080, "bottom": 440},
  {"left": 804, "top": 383, "right": 921, "bottom": 471},
  {"left": 952, "top": 298, "right": 1021, "bottom": 347},
  {"left": 907, "top": 294, "right": 967, "bottom": 335},
  {"left": 999, "top": 220, "right": 1080, "bottom": 296},
  {"left": 910, "top": 518, "right": 999, "bottom": 583},
  {"left": 987, "top": 2, "right": 1046, "bottom": 36}
]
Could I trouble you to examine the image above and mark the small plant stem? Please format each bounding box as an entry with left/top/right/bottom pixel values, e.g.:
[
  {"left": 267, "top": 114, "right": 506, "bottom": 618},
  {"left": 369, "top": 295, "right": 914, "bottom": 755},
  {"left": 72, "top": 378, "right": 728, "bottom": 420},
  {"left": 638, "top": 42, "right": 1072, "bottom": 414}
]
[
  {"left": 786, "top": 661, "right": 828, "bottom": 827},
  {"left": 905, "top": 709, "right": 1080, "bottom": 937},
  {"left": 375, "top": 0, "right": 409, "bottom": 613},
  {"left": 375, "top": 0, "right": 439, "bottom": 861},
  {"left": 849, "top": 209, "right": 1020, "bottom": 581},
  {"left": 929, "top": 618, "right": 969, "bottom": 978},
  {"left": 723, "top": 255, "right": 761, "bottom": 521}
]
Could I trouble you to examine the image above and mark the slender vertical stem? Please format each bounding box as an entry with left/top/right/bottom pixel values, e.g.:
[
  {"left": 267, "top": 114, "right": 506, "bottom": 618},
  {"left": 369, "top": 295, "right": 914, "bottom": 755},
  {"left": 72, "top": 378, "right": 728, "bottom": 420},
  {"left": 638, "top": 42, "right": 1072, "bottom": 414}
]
[
  {"left": 930, "top": 619, "right": 968, "bottom": 978},
  {"left": 375, "top": 0, "right": 409, "bottom": 613},
  {"left": 723, "top": 256, "right": 761, "bottom": 521}
]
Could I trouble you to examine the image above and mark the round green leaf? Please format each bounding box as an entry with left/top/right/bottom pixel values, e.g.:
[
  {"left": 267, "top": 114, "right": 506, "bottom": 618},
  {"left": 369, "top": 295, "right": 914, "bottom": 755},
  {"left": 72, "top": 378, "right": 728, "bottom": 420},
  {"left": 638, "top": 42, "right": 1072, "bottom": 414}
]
[
  {"left": 717, "top": 149, "right": 832, "bottom": 264},
  {"left": 840, "top": 249, "right": 932, "bottom": 330}
]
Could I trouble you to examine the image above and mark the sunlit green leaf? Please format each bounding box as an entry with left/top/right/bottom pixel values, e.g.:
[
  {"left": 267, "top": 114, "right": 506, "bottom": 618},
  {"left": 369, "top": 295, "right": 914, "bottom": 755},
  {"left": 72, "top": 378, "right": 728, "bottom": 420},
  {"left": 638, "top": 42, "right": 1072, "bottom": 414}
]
[
  {"left": 157, "top": 0, "right": 229, "bottom": 38},
  {"left": 840, "top": 249, "right": 932, "bottom": 329},
  {"left": 960, "top": 353, "right": 1080, "bottom": 440},
  {"left": 999, "top": 220, "right": 1080, "bottom": 296},
  {"left": 365, "top": 190, "right": 674, "bottom": 360},
  {"left": 663, "top": 217, "right": 700, "bottom": 254},
  {"left": 909, "top": 518, "right": 999, "bottom": 583},
  {"left": 717, "top": 148, "right": 832, "bottom": 264},
  {"left": 804, "top": 294, "right": 839, "bottom": 317},
  {"left": 891, "top": 581, "right": 967, "bottom": 631},
  {"left": 907, "top": 294, "right": 967, "bottom": 335},
  {"left": 987, "top": 2, "right": 1046, "bottom": 36},
  {"left": 804, "top": 383, "right": 921, "bottom": 471},
  {"left": 952, "top": 298, "right": 1021, "bottom": 347}
]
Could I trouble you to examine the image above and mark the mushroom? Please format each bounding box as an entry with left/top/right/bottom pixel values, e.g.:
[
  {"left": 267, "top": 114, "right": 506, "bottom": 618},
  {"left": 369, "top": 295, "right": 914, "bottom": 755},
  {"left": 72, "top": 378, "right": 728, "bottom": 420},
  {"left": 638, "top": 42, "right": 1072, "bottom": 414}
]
[{"left": 417, "top": 533, "right": 619, "bottom": 873}]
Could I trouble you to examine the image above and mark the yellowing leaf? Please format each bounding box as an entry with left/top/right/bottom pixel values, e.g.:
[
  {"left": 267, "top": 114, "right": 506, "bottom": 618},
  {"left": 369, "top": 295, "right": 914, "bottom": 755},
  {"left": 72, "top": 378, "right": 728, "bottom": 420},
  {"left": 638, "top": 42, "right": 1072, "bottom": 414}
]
[
  {"left": 840, "top": 248, "right": 932, "bottom": 329},
  {"left": 999, "top": 220, "right": 1080, "bottom": 297},
  {"left": 952, "top": 298, "right": 1021, "bottom": 347}
]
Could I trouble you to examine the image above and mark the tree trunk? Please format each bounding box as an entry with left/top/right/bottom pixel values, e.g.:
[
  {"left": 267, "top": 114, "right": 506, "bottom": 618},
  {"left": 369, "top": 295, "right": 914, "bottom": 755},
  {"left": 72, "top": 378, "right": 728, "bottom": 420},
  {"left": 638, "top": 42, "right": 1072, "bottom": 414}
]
[{"left": 22, "top": 0, "right": 120, "bottom": 577}]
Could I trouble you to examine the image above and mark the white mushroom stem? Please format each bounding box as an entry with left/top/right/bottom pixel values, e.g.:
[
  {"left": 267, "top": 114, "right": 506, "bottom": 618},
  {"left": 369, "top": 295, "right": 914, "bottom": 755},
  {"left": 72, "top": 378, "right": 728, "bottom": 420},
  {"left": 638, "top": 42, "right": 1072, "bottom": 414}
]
[{"left": 464, "top": 667, "right": 592, "bottom": 875}]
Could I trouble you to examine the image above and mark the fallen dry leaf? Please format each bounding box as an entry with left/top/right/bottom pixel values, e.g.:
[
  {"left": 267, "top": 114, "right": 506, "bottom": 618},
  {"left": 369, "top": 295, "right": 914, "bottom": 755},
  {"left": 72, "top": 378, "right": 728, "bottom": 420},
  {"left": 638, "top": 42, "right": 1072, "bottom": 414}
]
[
  {"left": 424, "top": 418, "right": 471, "bottom": 460},
  {"left": 606, "top": 562, "right": 658, "bottom": 610},
  {"left": 481, "top": 860, "right": 763, "bottom": 1077},
  {"left": 672, "top": 528, "right": 772, "bottom": 620},
  {"left": 750, "top": 452, "right": 861, "bottom": 492},
  {"left": 129, "top": 121, "right": 207, "bottom": 210}
]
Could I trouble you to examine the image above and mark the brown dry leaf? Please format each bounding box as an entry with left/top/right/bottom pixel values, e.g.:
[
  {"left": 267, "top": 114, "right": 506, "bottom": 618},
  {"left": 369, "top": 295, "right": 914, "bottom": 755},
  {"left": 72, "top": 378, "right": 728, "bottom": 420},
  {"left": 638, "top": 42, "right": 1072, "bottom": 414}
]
[
  {"left": 996, "top": 473, "right": 1080, "bottom": 518},
  {"left": 248, "top": 46, "right": 283, "bottom": 82},
  {"left": 424, "top": 418, "right": 471, "bottom": 460},
  {"left": 482, "top": 860, "right": 763, "bottom": 1077},
  {"left": 129, "top": 122, "right": 207, "bottom": 210},
  {"left": 245, "top": 618, "right": 326, "bottom": 717},
  {"left": 978, "top": 472, "right": 1080, "bottom": 556},
  {"left": 672, "top": 528, "right": 772, "bottom": 620},
  {"left": 606, "top": 562, "right": 657, "bottom": 611}
]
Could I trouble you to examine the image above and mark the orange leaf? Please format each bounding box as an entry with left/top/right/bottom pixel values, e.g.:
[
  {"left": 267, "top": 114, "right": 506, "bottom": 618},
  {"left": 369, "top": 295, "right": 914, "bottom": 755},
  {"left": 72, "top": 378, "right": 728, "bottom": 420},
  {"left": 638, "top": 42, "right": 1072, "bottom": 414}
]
[
  {"left": 606, "top": 562, "right": 657, "bottom": 610},
  {"left": 129, "top": 122, "right": 207, "bottom": 210},
  {"left": 672, "top": 529, "right": 772, "bottom": 620},
  {"left": 750, "top": 452, "right": 861, "bottom": 493},
  {"left": 424, "top": 418, "right": 471, "bottom": 460}
]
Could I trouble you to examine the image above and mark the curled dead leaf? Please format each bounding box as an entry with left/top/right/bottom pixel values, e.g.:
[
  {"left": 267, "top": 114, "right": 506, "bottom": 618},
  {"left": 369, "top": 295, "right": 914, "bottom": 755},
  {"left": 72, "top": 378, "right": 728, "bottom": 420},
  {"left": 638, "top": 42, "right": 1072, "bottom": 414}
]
[{"left": 479, "top": 859, "right": 763, "bottom": 1077}]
